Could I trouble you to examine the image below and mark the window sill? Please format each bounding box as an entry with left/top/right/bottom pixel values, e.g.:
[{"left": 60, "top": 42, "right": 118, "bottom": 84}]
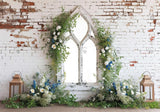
[{"left": 65, "top": 82, "right": 101, "bottom": 91}]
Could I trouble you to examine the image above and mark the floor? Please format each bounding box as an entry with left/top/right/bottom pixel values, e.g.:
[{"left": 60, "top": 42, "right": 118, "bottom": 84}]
[{"left": 1, "top": 102, "right": 160, "bottom": 112}]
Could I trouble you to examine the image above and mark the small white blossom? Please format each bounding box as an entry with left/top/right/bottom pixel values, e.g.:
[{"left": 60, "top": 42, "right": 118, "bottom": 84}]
[
  {"left": 52, "top": 44, "right": 56, "bottom": 49},
  {"left": 53, "top": 36, "right": 57, "bottom": 40},
  {"left": 122, "top": 92, "right": 126, "bottom": 96},
  {"left": 57, "top": 32, "right": 60, "bottom": 35},
  {"left": 58, "top": 48, "right": 60, "bottom": 50},
  {"left": 53, "top": 32, "right": 56, "bottom": 35},
  {"left": 105, "top": 47, "right": 109, "bottom": 50},
  {"left": 103, "top": 68, "right": 106, "bottom": 71},
  {"left": 40, "top": 88, "right": 45, "bottom": 93},
  {"left": 102, "top": 77, "right": 105, "bottom": 80},
  {"left": 101, "top": 48, "right": 105, "bottom": 53},
  {"left": 99, "top": 53, "right": 101, "bottom": 56},
  {"left": 108, "top": 50, "right": 111, "bottom": 53},
  {"left": 130, "top": 85, "right": 133, "bottom": 88},
  {"left": 30, "top": 89, "right": 35, "bottom": 94},
  {"left": 59, "top": 39, "right": 63, "bottom": 43},
  {"left": 110, "top": 91, "right": 113, "bottom": 94},
  {"left": 103, "top": 53, "right": 105, "bottom": 56},
  {"left": 104, "top": 61, "right": 109, "bottom": 65},
  {"left": 56, "top": 25, "right": 61, "bottom": 30}
]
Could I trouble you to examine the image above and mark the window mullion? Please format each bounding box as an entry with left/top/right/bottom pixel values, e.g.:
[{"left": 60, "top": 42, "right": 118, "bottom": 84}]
[{"left": 79, "top": 44, "right": 83, "bottom": 84}]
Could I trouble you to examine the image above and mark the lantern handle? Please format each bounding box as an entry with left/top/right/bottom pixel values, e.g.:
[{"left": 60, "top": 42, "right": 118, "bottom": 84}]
[
  {"left": 12, "top": 71, "right": 23, "bottom": 78},
  {"left": 141, "top": 71, "right": 152, "bottom": 79}
]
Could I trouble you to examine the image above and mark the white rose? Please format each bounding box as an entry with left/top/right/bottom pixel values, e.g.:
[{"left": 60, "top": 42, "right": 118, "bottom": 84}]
[
  {"left": 56, "top": 25, "right": 61, "bottom": 30},
  {"left": 57, "top": 32, "right": 60, "bottom": 35},
  {"left": 105, "top": 47, "right": 109, "bottom": 50}
]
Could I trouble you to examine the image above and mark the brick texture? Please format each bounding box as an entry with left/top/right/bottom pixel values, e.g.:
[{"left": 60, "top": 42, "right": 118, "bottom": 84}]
[{"left": 0, "top": 0, "right": 160, "bottom": 100}]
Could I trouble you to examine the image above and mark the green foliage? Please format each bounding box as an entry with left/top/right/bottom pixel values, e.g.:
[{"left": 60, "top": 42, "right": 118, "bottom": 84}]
[{"left": 42, "top": 11, "right": 78, "bottom": 73}]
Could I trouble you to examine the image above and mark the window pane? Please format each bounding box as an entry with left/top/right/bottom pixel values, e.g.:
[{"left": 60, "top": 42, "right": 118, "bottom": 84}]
[
  {"left": 72, "top": 16, "right": 88, "bottom": 42},
  {"left": 64, "top": 39, "right": 78, "bottom": 83},
  {"left": 82, "top": 39, "right": 96, "bottom": 83}
]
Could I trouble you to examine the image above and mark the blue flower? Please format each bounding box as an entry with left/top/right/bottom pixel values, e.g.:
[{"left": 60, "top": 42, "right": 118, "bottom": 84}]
[
  {"left": 126, "top": 86, "right": 128, "bottom": 89},
  {"left": 45, "top": 79, "right": 50, "bottom": 86},
  {"left": 32, "top": 80, "right": 36, "bottom": 89},
  {"left": 113, "top": 82, "right": 116, "bottom": 90},
  {"left": 52, "top": 39, "right": 55, "bottom": 43},
  {"left": 106, "top": 65, "right": 110, "bottom": 70},
  {"left": 107, "top": 38, "right": 110, "bottom": 42}
]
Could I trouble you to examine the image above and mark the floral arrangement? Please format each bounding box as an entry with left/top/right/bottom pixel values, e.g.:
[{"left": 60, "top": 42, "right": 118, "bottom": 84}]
[{"left": 20, "top": 74, "right": 60, "bottom": 106}]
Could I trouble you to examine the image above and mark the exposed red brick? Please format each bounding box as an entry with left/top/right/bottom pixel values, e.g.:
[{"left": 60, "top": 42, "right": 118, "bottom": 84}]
[
  {"left": 17, "top": 44, "right": 21, "bottom": 47},
  {"left": 148, "top": 29, "right": 154, "bottom": 32},
  {"left": 153, "top": 19, "right": 156, "bottom": 24},
  {"left": 23, "top": 1, "right": 35, "bottom": 6},
  {"left": 20, "top": 8, "right": 36, "bottom": 13},
  {"left": 125, "top": 2, "right": 132, "bottom": 6},
  {"left": 20, "top": 41, "right": 25, "bottom": 44},
  {"left": 38, "top": 29, "right": 48, "bottom": 32},
  {"left": 130, "top": 64, "right": 134, "bottom": 67},
  {"left": 11, "top": 34, "right": 32, "bottom": 39},
  {"left": 150, "top": 36, "right": 155, "bottom": 41},
  {"left": 0, "top": 23, "right": 25, "bottom": 29},
  {"left": 130, "top": 61, "right": 138, "bottom": 63},
  {"left": 31, "top": 41, "right": 35, "bottom": 44},
  {"left": 0, "top": 1, "right": 9, "bottom": 6},
  {"left": 18, "top": 19, "right": 27, "bottom": 23}
]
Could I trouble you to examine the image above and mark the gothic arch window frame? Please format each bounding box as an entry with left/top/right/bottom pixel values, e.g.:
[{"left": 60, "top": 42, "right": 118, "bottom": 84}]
[{"left": 57, "top": 6, "right": 101, "bottom": 90}]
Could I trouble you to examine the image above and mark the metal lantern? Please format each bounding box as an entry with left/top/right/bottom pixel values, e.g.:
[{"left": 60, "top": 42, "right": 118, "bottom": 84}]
[
  {"left": 9, "top": 74, "right": 24, "bottom": 98},
  {"left": 140, "top": 73, "right": 154, "bottom": 102}
]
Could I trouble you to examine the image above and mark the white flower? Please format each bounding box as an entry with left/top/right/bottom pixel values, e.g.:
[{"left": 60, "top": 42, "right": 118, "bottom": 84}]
[
  {"left": 104, "top": 61, "right": 109, "bottom": 65},
  {"left": 59, "top": 39, "right": 63, "bottom": 43},
  {"left": 101, "top": 48, "right": 105, "bottom": 53},
  {"left": 99, "top": 53, "right": 101, "bottom": 56},
  {"left": 108, "top": 50, "right": 111, "bottom": 53},
  {"left": 45, "top": 86, "right": 49, "bottom": 90},
  {"left": 40, "top": 88, "right": 45, "bottom": 93},
  {"left": 53, "top": 32, "right": 56, "bottom": 35},
  {"left": 53, "top": 36, "right": 57, "bottom": 40},
  {"left": 58, "top": 48, "right": 60, "bottom": 50},
  {"left": 110, "top": 91, "right": 113, "bottom": 94},
  {"left": 103, "top": 68, "right": 106, "bottom": 71},
  {"left": 45, "top": 90, "right": 49, "bottom": 94},
  {"left": 36, "top": 93, "right": 40, "bottom": 95},
  {"left": 56, "top": 25, "right": 61, "bottom": 30},
  {"left": 105, "top": 47, "right": 109, "bottom": 50},
  {"left": 101, "top": 86, "right": 104, "bottom": 89},
  {"left": 30, "top": 89, "right": 35, "bottom": 94},
  {"left": 131, "top": 90, "right": 134, "bottom": 95},
  {"left": 130, "top": 85, "right": 133, "bottom": 88},
  {"left": 56, "top": 42, "right": 59, "bottom": 45},
  {"left": 47, "top": 38, "right": 50, "bottom": 42},
  {"left": 102, "top": 77, "right": 105, "bottom": 80},
  {"left": 52, "top": 44, "right": 56, "bottom": 49},
  {"left": 57, "top": 32, "right": 60, "bottom": 35},
  {"left": 63, "top": 32, "right": 70, "bottom": 37}
]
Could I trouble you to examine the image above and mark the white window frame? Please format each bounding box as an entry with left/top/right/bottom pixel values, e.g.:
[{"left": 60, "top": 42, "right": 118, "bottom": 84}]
[{"left": 57, "top": 6, "right": 101, "bottom": 91}]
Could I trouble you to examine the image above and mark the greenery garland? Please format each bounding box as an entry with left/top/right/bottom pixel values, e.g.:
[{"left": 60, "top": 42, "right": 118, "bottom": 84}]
[{"left": 42, "top": 11, "right": 78, "bottom": 73}]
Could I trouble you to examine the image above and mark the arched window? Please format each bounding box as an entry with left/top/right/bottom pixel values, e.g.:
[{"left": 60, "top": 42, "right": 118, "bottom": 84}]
[{"left": 63, "top": 14, "right": 97, "bottom": 84}]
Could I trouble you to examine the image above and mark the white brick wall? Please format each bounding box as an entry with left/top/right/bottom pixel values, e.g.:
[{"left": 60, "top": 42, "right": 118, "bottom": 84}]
[{"left": 0, "top": 0, "right": 160, "bottom": 100}]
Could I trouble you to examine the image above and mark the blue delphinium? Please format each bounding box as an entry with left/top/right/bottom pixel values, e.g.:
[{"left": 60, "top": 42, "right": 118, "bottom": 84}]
[
  {"left": 32, "top": 80, "right": 36, "bottom": 89},
  {"left": 52, "top": 39, "right": 55, "bottom": 43}
]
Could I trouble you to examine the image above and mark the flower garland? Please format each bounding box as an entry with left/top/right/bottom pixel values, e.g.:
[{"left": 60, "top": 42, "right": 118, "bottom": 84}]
[{"left": 42, "top": 11, "right": 78, "bottom": 73}]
